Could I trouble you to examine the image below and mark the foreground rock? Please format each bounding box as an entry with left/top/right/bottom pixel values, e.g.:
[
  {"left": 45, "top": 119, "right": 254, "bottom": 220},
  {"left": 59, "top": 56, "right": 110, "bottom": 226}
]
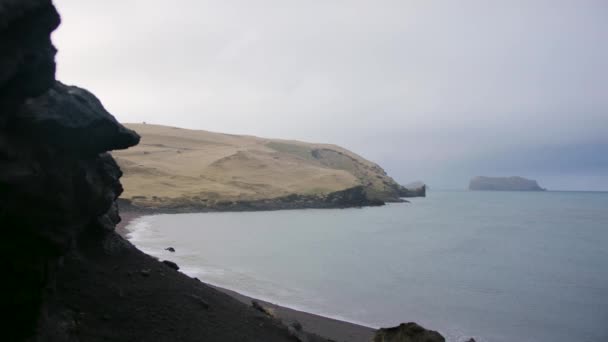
[
  {"left": 469, "top": 176, "right": 546, "bottom": 191},
  {"left": 0, "top": 2, "right": 325, "bottom": 341},
  {"left": 374, "top": 322, "right": 445, "bottom": 342}
]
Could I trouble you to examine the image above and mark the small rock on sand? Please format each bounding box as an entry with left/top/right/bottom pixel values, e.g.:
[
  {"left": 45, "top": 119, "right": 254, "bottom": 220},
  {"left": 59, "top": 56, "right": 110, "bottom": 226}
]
[
  {"left": 162, "top": 260, "right": 179, "bottom": 271},
  {"left": 373, "top": 322, "right": 445, "bottom": 342}
]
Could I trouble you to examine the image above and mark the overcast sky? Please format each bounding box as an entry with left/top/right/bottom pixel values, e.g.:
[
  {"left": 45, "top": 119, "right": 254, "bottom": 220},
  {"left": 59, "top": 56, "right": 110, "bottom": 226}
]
[{"left": 52, "top": 0, "right": 607, "bottom": 190}]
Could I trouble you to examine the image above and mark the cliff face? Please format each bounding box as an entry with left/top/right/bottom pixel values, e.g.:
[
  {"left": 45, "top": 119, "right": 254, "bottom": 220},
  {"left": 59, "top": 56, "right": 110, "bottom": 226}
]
[
  {"left": 1, "top": 1, "right": 139, "bottom": 338},
  {"left": 469, "top": 176, "right": 545, "bottom": 191},
  {"left": 0, "top": 2, "right": 318, "bottom": 341}
]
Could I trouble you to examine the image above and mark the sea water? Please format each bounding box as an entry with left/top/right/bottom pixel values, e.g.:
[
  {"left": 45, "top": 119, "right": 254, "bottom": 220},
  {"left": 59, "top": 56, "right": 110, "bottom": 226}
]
[{"left": 126, "top": 191, "right": 608, "bottom": 342}]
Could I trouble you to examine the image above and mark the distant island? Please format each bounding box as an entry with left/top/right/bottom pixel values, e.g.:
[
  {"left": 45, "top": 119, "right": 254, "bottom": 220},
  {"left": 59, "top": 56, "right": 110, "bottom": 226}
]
[{"left": 469, "top": 176, "right": 546, "bottom": 191}]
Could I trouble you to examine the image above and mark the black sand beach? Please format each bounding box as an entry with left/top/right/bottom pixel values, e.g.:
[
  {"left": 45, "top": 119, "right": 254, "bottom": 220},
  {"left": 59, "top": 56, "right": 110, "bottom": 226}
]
[{"left": 117, "top": 211, "right": 376, "bottom": 342}]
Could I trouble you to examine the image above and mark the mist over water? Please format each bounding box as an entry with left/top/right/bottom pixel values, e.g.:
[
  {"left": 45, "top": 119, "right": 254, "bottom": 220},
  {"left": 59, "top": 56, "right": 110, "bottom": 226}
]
[{"left": 127, "top": 191, "right": 608, "bottom": 342}]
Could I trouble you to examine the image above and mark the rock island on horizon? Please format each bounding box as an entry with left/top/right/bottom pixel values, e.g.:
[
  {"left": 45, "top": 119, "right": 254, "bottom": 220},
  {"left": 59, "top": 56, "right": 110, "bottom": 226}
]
[{"left": 469, "top": 176, "right": 546, "bottom": 191}]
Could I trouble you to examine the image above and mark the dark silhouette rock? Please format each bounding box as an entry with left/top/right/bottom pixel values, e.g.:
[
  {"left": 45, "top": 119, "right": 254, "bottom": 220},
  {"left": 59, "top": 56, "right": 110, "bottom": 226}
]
[
  {"left": 15, "top": 81, "right": 140, "bottom": 156},
  {"left": 469, "top": 176, "right": 546, "bottom": 191},
  {"left": 162, "top": 260, "right": 180, "bottom": 271},
  {"left": 0, "top": 2, "right": 137, "bottom": 338},
  {"left": 0, "top": 0, "right": 60, "bottom": 112},
  {"left": 373, "top": 322, "right": 445, "bottom": 342},
  {"left": 165, "top": 246, "right": 176, "bottom": 252},
  {"left": 399, "top": 184, "right": 426, "bottom": 198}
]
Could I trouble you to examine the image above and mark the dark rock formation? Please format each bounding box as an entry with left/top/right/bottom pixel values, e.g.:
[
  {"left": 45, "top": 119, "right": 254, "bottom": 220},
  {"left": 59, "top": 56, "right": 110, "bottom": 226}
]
[
  {"left": 398, "top": 184, "right": 426, "bottom": 198},
  {"left": 0, "top": 0, "right": 59, "bottom": 112},
  {"left": 162, "top": 260, "right": 180, "bottom": 271},
  {"left": 0, "top": 2, "right": 328, "bottom": 341},
  {"left": 469, "top": 176, "right": 546, "bottom": 191},
  {"left": 15, "top": 81, "right": 140, "bottom": 155},
  {"left": 373, "top": 322, "right": 445, "bottom": 342}
]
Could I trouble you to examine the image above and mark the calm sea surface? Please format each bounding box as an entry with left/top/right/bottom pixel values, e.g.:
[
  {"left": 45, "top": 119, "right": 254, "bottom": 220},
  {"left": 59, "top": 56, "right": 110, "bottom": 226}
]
[{"left": 127, "top": 191, "right": 608, "bottom": 342}]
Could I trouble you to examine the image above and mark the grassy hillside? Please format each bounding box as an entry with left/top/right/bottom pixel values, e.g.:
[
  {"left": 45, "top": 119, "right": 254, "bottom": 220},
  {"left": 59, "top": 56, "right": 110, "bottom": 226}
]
[{"left": 112, "top": 124, "right": 407, "bottom": 209}]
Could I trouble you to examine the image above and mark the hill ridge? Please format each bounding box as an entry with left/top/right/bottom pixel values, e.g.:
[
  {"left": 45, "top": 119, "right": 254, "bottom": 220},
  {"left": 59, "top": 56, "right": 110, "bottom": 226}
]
[{"left": 112, "top": 123, "right": 417, "bottom": 209}]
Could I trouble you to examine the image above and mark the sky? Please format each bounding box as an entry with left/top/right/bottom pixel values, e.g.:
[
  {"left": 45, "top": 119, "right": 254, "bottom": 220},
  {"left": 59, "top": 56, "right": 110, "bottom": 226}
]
[{"left": 52, "top": 0, "right": 607, "bottom": 190}]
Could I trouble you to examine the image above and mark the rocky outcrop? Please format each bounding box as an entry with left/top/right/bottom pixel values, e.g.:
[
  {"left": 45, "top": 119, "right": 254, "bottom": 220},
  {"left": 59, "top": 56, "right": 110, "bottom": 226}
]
[
  {"left": 15, "top": 81, "right": 140, "bottom": 154},
  {"left": 0, "top": 2, "right": 327, "bottom": 341},
  {"left": 1, "top": 1, "right": 68, "bottom": 338},
  {"left": 373, "top": 323, "right": 445, "bottom": 342},
  {"left": 0, "top": 0, "right": 59, "bottom": 112},
  {"left": 469, "top": 176, "right": 546, "bottom": 191},
  {"left": 398, "top": 184, "right": 426, "bottom": 198},
  {"left": 1, "top": 19, "right": 140, "bottom": 341}
]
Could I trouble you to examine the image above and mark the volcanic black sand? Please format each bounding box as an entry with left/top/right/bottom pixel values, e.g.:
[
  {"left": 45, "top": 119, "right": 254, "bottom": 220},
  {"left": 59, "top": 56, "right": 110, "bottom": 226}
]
[{"left": 116, "top": 212, "right": 376, "bottom": 342}]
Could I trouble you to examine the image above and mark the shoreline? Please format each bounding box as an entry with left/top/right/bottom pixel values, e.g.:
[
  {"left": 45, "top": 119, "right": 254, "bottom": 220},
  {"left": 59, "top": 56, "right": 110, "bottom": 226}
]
[{"left": 116, "top": 209, "right": 377, "bottom": 342}]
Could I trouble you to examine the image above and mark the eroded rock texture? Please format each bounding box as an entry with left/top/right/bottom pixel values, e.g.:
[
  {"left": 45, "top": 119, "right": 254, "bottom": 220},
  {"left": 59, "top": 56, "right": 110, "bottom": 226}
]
[
  {"left": 1, "top": 1, "right": 139, "bottom": 339},
  {"left": 0, "top": 2, "right": 323, "bottom": 341}
]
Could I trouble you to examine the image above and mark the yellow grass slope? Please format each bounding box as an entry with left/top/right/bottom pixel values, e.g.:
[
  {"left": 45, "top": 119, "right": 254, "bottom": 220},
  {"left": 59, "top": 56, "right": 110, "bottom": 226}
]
[{"left": 112, "top": 124, "right": 404, "bottom": 208}]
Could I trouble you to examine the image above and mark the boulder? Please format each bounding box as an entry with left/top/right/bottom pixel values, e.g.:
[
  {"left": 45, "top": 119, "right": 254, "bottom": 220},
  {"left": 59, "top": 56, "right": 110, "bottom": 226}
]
[
  {"left": 162, "top": 260, "right": 179, "bottom": 271},
  {"left": 399, "top": 184, "right": 426, "bottom": 198},
  {"left": 373, "top": 322, "right": 445, "bottom": 342}
]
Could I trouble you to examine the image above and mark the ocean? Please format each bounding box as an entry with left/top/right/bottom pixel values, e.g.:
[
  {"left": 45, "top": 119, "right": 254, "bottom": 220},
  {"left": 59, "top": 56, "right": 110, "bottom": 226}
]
[{"left": 126, "top": 191, "right": 608, "bottom": 342}]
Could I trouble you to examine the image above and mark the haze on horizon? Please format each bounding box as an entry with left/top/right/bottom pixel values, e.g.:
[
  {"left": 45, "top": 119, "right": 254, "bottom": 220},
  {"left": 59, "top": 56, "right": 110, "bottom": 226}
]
[{"left": 52, "top": 0, "right": 607, "bottom": 191}]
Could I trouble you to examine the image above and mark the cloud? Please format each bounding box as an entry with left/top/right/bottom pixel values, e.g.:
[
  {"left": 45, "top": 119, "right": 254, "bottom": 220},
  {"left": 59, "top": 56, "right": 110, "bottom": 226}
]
[{"left": 52, "top": 0, "right": 608, "bottom": 190}]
